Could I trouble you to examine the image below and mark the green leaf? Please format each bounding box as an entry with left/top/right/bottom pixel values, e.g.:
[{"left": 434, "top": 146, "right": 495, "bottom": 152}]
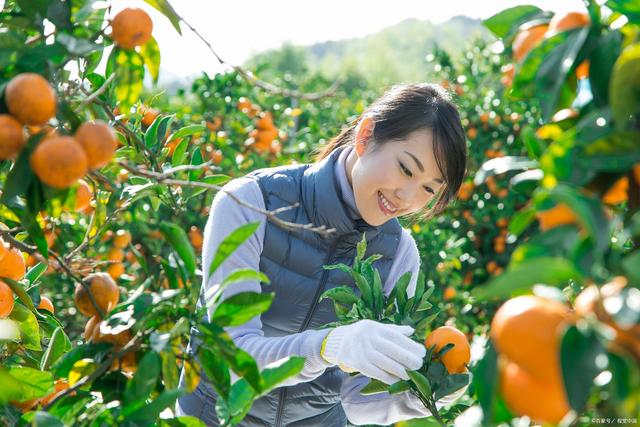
[
  {"left": 198, "top": 347, "right": 231, "bottom": 399},
  {"left": 162, "top": 350, "right": 180, "bottom": 390},
  {"left": 125, "top": 389, "right": 183, "bottom": 421},
  {"left": 3, "top": 277, "right": 37, "bottom": 313},
  {"left": 388, "top": 380, "right": 411, "bottom": 394},
  {"left": 169, "top": 125, "right": 206, "bottom": 141},
  {"left": 25, "top": 412, "right": 66, "bottom": 427},
  {"left": 589, "top": 31, "right": 622, "bottom": 107},
  {"left": 171, "top": 137, "right": 189, "bottom": 166},
  {"left": 160, "top": 221, "right": 197, "bottom": 276},
  {"left": 221, "top": 269, "right": 270, "bottom": 288},
  {"left": 189, "top": 147, "right": 205, "bottom": 181},
  {"left": 143, "top": 0, "right": 182, "bottom": 34},
  {"left": 139, "top": 36, "right": 161, "bottom": 83},
  {"left": 407, "top": 370, "right": 432, "bottom": 398},
  {"left": 40, "top": 327, "right": 71, "bottom": 370},
  {"left": 472, "top": 257, "right": 583, "bottom": 300},
  {"left": 607, "top": 0, "right": 640, "bottom": 21},
  {"left": 483, "top": 5, "right": 543, "bottom": 38},
  {"left": 208, "top": 222, "right": 260, "bottom": 279},
  {"left": 9, "top": 302, "right": 41, "bottom": 350},
  {"left": 260, "top": 356, "right": 305, "bottom": 392},
  {"left": 352, "top": 271, "right": 373, "bottom": 308},
  {"left": 356, "top": 233, "right": 367, "bottom": 261},
  {"left": 320, "top": 286, "right": 359, "bottom": 306},
  {"left": 508, "top": 204, "right": 537, "bottom": 236},
  {"left": 106, "top": 48, "right": 145, "bottom": 111},
  {"left": 560, "top": 325, "right": 605, "bottom": 411},
  {"left": 371, "top": 268, "right": 384, "bottom": 314},
  {"left": 212, "top": 292, "right": 273, "bottom": 327},
  {"left": 25, "top": 263, "right": 48, "bottom": 286},
  {"left": 123, "top": 351, "right": 161, "bottom": 413},
  {"left": 0, "top": 366, "right": 52, "bottom": 404},
  {"left": 145, "top": 114, "right": 174, "bottom": 150},
  {"left": 322, "top": 263, "right": 353, "bottom": 275},
  {"left": 395, "top": 271, "right": 412, "bottom": 314},
  {"left": 360, "top": 378, "right": 389, "bottom": 395},
  {"left": 610, "top": 42, "right": 640, "bottom": 132},
  {"left": 159, "top": 416, "right": 207, "bottom": 427},
  {"left": 56, "top": 33, "right": 102, "bottom": 56}
]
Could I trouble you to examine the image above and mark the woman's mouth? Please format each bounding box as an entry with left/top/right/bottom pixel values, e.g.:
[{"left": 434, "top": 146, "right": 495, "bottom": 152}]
[{"left": 378, "top": 191, "right": 398, "bottom": 216}]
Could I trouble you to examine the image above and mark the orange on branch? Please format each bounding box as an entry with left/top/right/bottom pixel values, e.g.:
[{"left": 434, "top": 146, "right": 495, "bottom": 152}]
[
  {"left": 499, "top": 358, "right": 570, "bottom": 425},
  {"left": 0, "top": 114, "right": 26, "bottom": 159},
  {"left": 0, "top": 280, "right": 15, "bottom": 318},
  {"left": 490, "top": 295, "right": 573, "bottom": 379},
  {"left": 139, "top": 105, "right": 159, "bottom": 127},
  {"left": 75, "top": 121, "right": 118, "bottom": 169},
  {"left": 0, "top": 246, "right": 26, "bottom": 281},
  {"left": 536, "top": 202, "right": 578, "bottom": 231},
  {"left": 189, "top": 226, "right": 204, "bottom": 252},
  {"left": 113, "top": 230, "right": 131, "bottom": 248},
  {"left": 110, "top": 8, "right": 153, "bottom": 49},
  {"left": 5, "top": 73, "right": 57, "bottom": 125},
  {"left": 424, "top": 326, "right": 471, "bottom": 374},
  {"left": 74, "top": 179, "right": 92, "bottom": 212},
  {"left": 30, "top": 136, "right": 88, "bottom": 189},
  {"left": 74, "top": 272, "right": 120, "bottom": 317},
  {"left": 512, "top": 24, "right": 548, "bottom": 62},
  {"left": 602, "top": 176, "right": 628, "bottom": 205},
  {"left": 107, "top": 248, "right": 125, "bottom": 262},
  {"left": 37, "top": 296, "right": 54, "bottom": 313},
  {"left": 443, "top": 287, "right": 457, "bottom": 301},
  {"left": 107, "top": 262, "right": 125, "bottom": 280}
]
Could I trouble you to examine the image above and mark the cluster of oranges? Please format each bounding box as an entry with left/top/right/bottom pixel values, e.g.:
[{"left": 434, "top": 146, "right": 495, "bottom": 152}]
[
  {"left": 0, "top": 73, "right": 118, "bottom": 203},
  {"left": 505, "top": 11, "right": 591, "bottom": 87},
  {"left": 491, "top": 295, "right": 574, "bottom": 424},
  {"left": 237, "top": 98, "right": 282, "bottom": 155}
]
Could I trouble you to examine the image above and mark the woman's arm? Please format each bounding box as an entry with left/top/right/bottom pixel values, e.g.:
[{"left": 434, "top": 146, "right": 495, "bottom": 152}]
[{"left": 199, "top": 177, "right": 331, "bottom": 386}]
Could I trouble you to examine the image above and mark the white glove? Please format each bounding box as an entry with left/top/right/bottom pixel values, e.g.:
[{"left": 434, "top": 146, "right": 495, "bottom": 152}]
[{"left": 321, "top": 319, "right": 426, "bottom": 384}]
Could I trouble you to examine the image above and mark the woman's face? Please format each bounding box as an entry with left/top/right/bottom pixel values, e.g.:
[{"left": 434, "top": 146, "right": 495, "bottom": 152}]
[{"left": 347, "top": 122, "right": 444, "bottom": 226}]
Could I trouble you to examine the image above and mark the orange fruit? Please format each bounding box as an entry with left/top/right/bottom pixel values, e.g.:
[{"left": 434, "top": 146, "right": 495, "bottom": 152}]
[
  {"left": 602, "top": 176, "right": 628, "bottom": 205},
  {"left": 499, "top": 358, "right": 570, "bottom": 424},
  {"left": 84, "top": 315, "right": 102, "bottom": 341},
  {"left": 496, "top": 218, "right": 508, "bottom": 228},
  {"left": 512, "top": 24, "right": 549, "bottom": 62},
  {"left": 107, "top": 248, "right": 124, "bottom": 262},
  {"left": 443, "top": 287, "right": 457, "bottom": 301},
  {"left": 113, "top": 230, "right": 131, "bottom": 248},
  {"left": 206, "top": 117, "right": 222, "bottom": 132},
  {"left": 74, "top": 179, "right": 92, "bottom": 212},
  {"left": 211, "top": 149, "right": 223, "bottom": 165},
  {"left": 547, "top": 11, "right": 590, "bottom": 38},
  {"left": 0, "top": 246, "right": 26, "bottom": 281},
  {"left": 30, "top": 136, "right": 88, "bottom": 189},
  {"left": 0, "top": 280, "right": 15, "bottom": 318},
  {"left": 457, "top": 181, "right": 474, "bottom": 201},
  {"left": 424, "top": 326, "right": 471, "bottom": 374},
  {"left": 490, "top": 295, "right": 573, "bottom": 379},
  {"left": 467, "top": 127, "right": 477, "bottom": 139},
  {"left": 536, "top": 202, "right": 578, "bottom": 231},
  {"left": 74, "top": 121, "right": 118, "bottom": 169},
  {"left": 479, "top": 112, "right": 490, "bottom": 124},
  {"left": 576, "top": 60, "right": 589, "bottom": 79},
  {"left": 139, "top": 105, "right": 159, "bottom": 127},
  {"left": 37, "top": 296, "right": 54, "bottom": 313},
  {"left": 188, "top": 226, "right": 204, "bottom": 252},
  {"left": 255, "top": 112, "right": 274, "bottom": 129},
  {"left": 74, "top": 272, "right": 120, "bottom": 317},
  {"left": 107, "top": 262, "right": 125, "bottom": 280},
  {"left": 0, "top": 114, "right": 26, "bottom": 159},
  {"left": 110, "top": 8, "right": 153, "bottom": 49},
  {"left": 5, "top": 73, "right": 57, "bottom": 125}
]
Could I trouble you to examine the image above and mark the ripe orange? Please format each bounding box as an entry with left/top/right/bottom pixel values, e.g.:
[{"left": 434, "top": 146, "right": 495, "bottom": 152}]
[
  {"left": 74, "top": 121, "right": 118, "bottom": 169},
  {"left": 0, "top": 114, "right": 26, "bottom": 159},
  {"left": 5, "top": 73, "right": 57, "bottom": 125},
  {"left": 424, "top": 326, "right": 471, "bottom": 374},
  {"left": 512, "top": 24, "right": 549, "bottom": 62},
  {"left": 107, "top": 262, "right": 125, "bottom": 280},
  {"left": 575, "top": 60, "right": 589, "bottom": 80},
  {"left": 110, "top": 8, "right": 153, "bottom": 49},
  {"left": 84, "top": 315, "right": 102, "bottom": 341},
  {"left": 443, "top": 287, "right": 457, "bottom": 301},
  {"left": 457, "top": 181, "right": 474, "bottom": 201},
  {"left": 0, "top": 246, "right": 26, "bottom": 281},
  {"left": 547, "top": 11, "right": 590, "bottom": 38},
  {"left": 490, "top": 295, "right": 573, "bottom": 379},
  {"left": 467, "top": 127, "right": 477, "bottom": 139},
  {"left": 107, "top": 248, "right": 124, "bottom": 262},
  {"left": 0, "top": 280, "right": 15, "bottom": 318},
  {"left": 139, "top": 105, "right": 159, "bottom": 127},
  {"left": 255, "top": 112, "right": 274, "bottom": 129},
  {"left": 74, "top": 179, "right": 92, "bottom": 212},
  {"left": 39, "top": 380, "right": 70, "bottom": 407},
  {"left": 499, "top": 358, "right": 570, "bottom": 424},
  {"left": 30, "top": 136, "right": 88, "bottom": 189},
  {"left": 602, "top": 176, "right": 628, "bottom": 205},
  {"left": 74, "top": 272, "right": 120, "bottom": 317},
  {"left": 188, "top": 226, "right": 204, "bottom": 252},
  {"left": 37, "top": 296, "right": 54, "bottom": 313},
  {"left": 206, "top": 117, "right": 222, "bottom": 132},
  {"left": 113, "top": 230, "right": 131, "bottom": 248},
  {"left": 536, "top": 202, "right": 577, "bottom": 231}
]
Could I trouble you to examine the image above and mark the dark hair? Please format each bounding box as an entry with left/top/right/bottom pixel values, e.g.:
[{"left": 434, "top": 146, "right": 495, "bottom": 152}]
[{"left": 312, "top": 83, "right": 467, "bottom": 221}]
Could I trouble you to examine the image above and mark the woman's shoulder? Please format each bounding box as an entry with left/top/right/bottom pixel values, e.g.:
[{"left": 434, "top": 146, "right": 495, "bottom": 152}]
[{"left": 396, "top": 226, "right": 420, "bottom": 261}]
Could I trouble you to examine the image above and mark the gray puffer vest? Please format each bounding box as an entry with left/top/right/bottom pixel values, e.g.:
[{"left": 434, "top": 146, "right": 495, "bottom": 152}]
[{"left": 178, "top": 146, "right": 402, "bottom": 426}]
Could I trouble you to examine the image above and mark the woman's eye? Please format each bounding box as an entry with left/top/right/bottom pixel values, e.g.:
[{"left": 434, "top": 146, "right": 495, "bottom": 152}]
[
  {"left": 400, "top": 162, "right": 412, "bottom": 177},
  {"left": 424, "top": 186, "right": 435, "bottom": 195}
]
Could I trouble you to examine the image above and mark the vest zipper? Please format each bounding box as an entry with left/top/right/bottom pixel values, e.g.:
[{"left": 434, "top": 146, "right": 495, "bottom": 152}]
[{"left": 273, "top": 236, "right": 350, "bottom": 427}]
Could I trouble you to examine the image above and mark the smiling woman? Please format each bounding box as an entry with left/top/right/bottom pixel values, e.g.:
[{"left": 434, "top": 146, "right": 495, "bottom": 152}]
[
  {"left": 315, "top": 83, "right": 467, "bottom": 222},
  {"left": 177, "top": 82, "right": 469, "bottom": 426}
]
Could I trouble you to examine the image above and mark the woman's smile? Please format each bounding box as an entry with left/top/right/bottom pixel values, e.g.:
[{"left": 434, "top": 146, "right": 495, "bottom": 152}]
[{"left": 378, "top": 191, "right": 398, "bottom": 216}]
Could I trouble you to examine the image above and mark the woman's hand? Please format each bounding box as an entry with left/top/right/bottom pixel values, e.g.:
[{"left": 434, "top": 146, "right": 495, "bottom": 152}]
[{"left": 321, "top": 319, "right": 425, "bottom": 384}]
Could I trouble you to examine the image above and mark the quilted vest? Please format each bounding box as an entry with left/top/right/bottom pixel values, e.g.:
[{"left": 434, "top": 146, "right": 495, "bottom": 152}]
[{"left": 180, "top": 146, "right": 402, "bottom": 426}]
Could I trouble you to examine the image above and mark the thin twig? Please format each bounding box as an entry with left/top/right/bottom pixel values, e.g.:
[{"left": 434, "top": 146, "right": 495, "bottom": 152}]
[{"left": 77, "top": 73, "right": 116, "bottom": 109}]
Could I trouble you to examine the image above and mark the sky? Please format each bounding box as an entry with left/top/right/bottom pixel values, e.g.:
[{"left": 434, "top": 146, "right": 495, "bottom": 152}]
[{"left": 111, "top": 0, "right": 586, "bottom": 78}]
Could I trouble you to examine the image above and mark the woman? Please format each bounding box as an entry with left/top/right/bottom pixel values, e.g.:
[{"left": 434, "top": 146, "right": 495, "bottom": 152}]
[{"left": 177, "top": 83, "right": 468, "bottom": 426}]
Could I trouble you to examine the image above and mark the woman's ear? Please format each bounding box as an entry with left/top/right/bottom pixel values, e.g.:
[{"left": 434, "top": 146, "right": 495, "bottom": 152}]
[{"left": 354, "top": 117, "right": 375, "bottom": 157}]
